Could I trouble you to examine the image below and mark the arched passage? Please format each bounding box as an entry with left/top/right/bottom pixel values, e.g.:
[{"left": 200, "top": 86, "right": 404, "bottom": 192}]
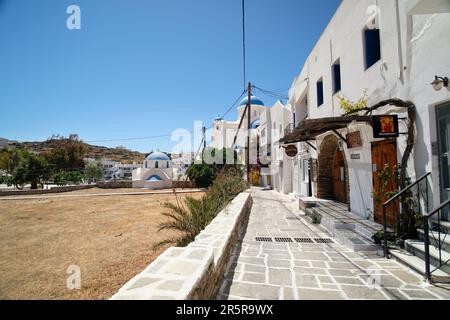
[{"left": 317, "top": 135, "right": 350, "bottom": 206}]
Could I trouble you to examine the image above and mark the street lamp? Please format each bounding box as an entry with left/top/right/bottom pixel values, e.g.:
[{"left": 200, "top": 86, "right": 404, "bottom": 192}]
[{"left": 431, "top": 76, "right": 449, "bottom": 91}]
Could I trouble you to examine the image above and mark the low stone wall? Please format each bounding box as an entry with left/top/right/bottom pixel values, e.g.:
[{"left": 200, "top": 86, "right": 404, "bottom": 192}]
[
  {"left": 172, "top": 180, "right": 196, "bottom": 189},
  {"left": 0, "top": 185, "right": 95, "bottom": 196},
  {"left": 110, "top": 191, "right": 252, "bottom": 300},
  {"left": 97, "top": 180, "right": 132, "bottom": 189}
]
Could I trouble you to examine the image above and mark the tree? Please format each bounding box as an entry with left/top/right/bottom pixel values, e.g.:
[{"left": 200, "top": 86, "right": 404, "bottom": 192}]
[
  {"left": 85, "top": 161, "right": 104, "bottom": 183},
  {"left": 0, "top": 148, "right": 49, "bottom": 189},
  {"left": 24, "top": 152, "right": 50, "bottom": 189},
  {"left": 43, "top": 134, "right": 87, "bottom": 172}
]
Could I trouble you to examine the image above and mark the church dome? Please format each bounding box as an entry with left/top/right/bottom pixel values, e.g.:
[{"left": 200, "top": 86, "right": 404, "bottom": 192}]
[
  {"left": 146, "top": 152, "right": 170, "bottom": 161},
  {"left": 239, "top": 95, "right": 265, "bottom": 106}
]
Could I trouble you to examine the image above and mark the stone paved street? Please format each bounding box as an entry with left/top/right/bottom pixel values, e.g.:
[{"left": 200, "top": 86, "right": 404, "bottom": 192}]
[{"left": 218, "top": 188, "right": 450, "bottom": 300}]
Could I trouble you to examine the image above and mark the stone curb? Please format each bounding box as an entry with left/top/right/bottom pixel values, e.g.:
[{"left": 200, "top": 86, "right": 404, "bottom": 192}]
[{"left": 110, "top": 190, "right": 253, "bottom": 300}]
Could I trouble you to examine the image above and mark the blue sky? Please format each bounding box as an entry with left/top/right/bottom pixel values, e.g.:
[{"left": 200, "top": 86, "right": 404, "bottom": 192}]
[{"left": 0, "top": 0, "right": 341, "bottom": 153}]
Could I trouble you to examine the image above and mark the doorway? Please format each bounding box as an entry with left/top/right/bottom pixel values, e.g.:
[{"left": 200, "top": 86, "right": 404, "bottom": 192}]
[
  {"left": 372, "top": 139, "right": 399, "bottom": 227},
  {"left": 332, "top": 150, "right": 348, "bottom": 203},
  {"left": 437, "top": 102, "right": 450, "bottom": 221},
  {"left": 317, "top": 135, "right": 349, "bottom": 205}
]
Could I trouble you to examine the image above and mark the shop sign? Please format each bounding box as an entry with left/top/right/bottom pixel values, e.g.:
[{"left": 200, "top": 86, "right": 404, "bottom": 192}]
[{"left": 373, "top": 115, "right": 399, "bottom": 138}]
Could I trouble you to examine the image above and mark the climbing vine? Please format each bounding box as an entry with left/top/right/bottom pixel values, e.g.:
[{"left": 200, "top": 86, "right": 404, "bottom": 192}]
[{"left": 338, "top": 90, "right": 368, "bottom": 115}]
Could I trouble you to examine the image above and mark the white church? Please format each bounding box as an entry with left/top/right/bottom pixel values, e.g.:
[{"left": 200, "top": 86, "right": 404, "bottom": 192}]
[{"left": 132, "top": 151, "right": 174, "bottom": 190}]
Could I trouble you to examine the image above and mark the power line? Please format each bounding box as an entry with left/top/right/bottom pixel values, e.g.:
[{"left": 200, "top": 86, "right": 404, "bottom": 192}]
[
  {"left": 252, "top": 85, "right": 289, "bottom": 101},
  {"left": 220, "top": 90, "right": 247, "bottom": 119},
  {"left": 242, "top": 0, "right": 247, "bottom": 91},
  {"left": 84, "top": 132, "right": 197, "bottom": 144},
  {"left": 83, "top": 90, "right": 247, "bottom": 145}
]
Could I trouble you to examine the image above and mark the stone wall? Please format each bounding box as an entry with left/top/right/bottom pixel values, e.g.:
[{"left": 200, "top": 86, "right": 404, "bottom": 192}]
[
  {"left": 110, "top": 191, "right": 253, "bottom": 300},
  {"left": 172, "top": 180, "right": 196, "bottom": 189},
  {"left": 97, "top": 180, "right": 132, "bottom": 189},
  {"left": 0, "top": 185, "right": 95, "bottom": 196}
]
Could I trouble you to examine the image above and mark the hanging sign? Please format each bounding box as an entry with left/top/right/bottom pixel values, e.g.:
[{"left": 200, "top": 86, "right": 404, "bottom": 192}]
[
  {"left": 372, "top": 115, "right": 399, "bottom": 139},
  {"left": 284, "top": 145, "right": 298, "bottom": 157},
  {"left": 346, "top": 131, "right": 362, "bottom": 149}
]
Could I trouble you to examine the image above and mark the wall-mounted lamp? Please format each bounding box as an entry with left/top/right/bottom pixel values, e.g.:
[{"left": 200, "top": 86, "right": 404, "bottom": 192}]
[{"left": 431, "top": 76, "right": 449, "bottom": 91}]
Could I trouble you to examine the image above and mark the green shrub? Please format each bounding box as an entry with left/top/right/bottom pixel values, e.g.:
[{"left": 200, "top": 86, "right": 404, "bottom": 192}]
[
  {"left": 310, "top": 212, "right": 322, "bottom": 224},
  {"left": 155, "top": 168, "right": 249, "bottom": 249},
  {"left": 186, "top": 163, "right": 217, "bottom": 188},
  {"left": 54, "top": 171, "right": 85, "bottom": 186},
  {"left": 372, "top": 231, "right": 396, "bottom": 245}
]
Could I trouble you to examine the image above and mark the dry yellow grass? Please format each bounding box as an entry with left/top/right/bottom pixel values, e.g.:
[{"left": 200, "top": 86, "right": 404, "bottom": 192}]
[{"left": 0, "top": 189, "right": 204, "bottom": 300}]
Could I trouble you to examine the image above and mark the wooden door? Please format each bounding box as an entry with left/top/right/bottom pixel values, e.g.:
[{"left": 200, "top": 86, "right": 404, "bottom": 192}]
[
  {"left": 332, "top": 150, "right": 348, "bottom": 203},
  {"left": 372, "top": 140, "right": 399, "bottom": 227}
]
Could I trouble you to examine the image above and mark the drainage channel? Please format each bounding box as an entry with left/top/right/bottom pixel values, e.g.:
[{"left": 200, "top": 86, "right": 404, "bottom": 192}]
[{"left": 255, "top": 236, "right": 334, "bottom": 244}]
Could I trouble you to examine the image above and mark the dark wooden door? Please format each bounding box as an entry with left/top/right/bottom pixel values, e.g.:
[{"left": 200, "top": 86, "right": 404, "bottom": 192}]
[
  {"left": 372, "top": 140, "right": 399, "bottom": 227},
  {"left": 332, "top": 150, "right": 347, "bottom": 204}
]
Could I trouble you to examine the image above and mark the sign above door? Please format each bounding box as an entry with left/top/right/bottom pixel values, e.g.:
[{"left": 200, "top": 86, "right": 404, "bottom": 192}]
[{"left": 372, "top": 115, "right": 399, "bottom": 139}]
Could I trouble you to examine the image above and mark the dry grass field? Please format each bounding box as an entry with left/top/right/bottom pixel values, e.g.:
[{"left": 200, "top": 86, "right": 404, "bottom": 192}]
[{"left": 0, "top": 188, "right": 204, "bottom": 300}]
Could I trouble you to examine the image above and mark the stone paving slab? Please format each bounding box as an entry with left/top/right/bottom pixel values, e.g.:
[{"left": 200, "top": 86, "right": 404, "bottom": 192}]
[{"left": 218, "top": 188, "right": 450, "bottom": 300}]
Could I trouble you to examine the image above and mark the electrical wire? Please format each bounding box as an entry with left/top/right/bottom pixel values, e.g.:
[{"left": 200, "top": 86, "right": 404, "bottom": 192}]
[
  {"left": 220, "top": 90, "right": 247, "bottom": 119},
  {"left": 242, "top": 0, "right": 247, "bottom": 91}
]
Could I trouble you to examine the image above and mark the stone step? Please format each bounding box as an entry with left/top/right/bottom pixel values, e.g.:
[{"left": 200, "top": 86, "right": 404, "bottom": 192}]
[
  {"left": 390, "top": 249, "right": 450, "bottom": 283},
  {"left": 333, "top": 228, "right": 379, "bottom": 252},
  {"left": 418, "top": 229, "right": 450, "bottom": 254},
  {"left": 405, "top": 240, "right": 450, "bottom": 274}
]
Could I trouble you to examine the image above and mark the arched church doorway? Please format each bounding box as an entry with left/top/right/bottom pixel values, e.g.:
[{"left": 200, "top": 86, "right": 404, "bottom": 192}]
[{"left": 317, "top": 135, "right": 349, "bottom": 205}]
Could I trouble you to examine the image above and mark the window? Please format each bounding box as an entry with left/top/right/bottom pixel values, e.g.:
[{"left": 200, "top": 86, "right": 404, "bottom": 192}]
[
  {"left": 364, "top": 29, "right": 381, "bottom": 70},
  {"left": 332, "top": 61, "right": 341, "bottom": 94},
  {"left": 261, "top": 128, "right": 266, "bottom": 138},
  {"left": 155, "top": 161, "right": 159, "bottom": 169},
  {"left": 316, "top": 79, "right": 324, "bottom": 107}
]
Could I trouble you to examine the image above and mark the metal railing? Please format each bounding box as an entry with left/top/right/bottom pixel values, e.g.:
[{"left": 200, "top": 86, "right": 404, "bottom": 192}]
[
  {"left": 381, "top": 172, "right": 431, "bottom": 258},
  {"left": 423, "top": 199, "right": 450, "bottom": 282}
]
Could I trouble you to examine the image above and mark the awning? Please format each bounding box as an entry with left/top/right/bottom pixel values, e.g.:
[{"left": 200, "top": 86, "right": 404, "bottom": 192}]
[{"left": 280, "top": 116, "right": 372, "bottom": 144}]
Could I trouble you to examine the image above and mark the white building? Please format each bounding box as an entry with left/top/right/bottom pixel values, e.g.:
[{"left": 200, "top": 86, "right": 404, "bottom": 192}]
[
  {"left": 210, "top": 95, "right": 294, "bottom": 193},
  {"left": 171, "top": 152, "right": 195, "bottom": 179},
  {"left": 278, "top": 0, "right": 450, "bottom": 226},
  {"left": 132, "top": 152, "right": 173, "bottom": 189}
]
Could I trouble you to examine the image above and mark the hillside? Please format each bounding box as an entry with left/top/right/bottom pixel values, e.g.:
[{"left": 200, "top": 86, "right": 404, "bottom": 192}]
[{"left": 7, "top": 139, "right": 146, "bottom": 164}]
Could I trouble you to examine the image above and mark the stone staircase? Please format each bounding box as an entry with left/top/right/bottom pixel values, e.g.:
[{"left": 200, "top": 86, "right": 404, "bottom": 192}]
[
  {"left": 390, "top": 222, "right": 450, "bottom": 283},
  {"left": 300, "top": 197, "right": 383, "bottom": 252}
]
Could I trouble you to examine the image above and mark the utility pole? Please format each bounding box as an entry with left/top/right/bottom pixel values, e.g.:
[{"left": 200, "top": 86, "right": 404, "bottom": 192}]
[
  {"left": 202, "top": 126, "right": 206, "bottom": 150},
  {"left": 246, "top": 82, "right": 251, "bottom": 184},
  {"left": 202, "top": 126, "right": 206, "bottom": 164}
]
